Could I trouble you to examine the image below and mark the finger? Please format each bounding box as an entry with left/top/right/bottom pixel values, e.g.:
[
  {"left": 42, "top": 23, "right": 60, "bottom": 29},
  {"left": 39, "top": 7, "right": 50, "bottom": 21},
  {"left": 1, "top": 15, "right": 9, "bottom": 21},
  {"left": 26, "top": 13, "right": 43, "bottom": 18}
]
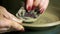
[
  {"left": 0, "top": 28, "right": 9, "bottom": 33},
  {"left": 32, "top": 0, "right": 41, "bottom": 10},
  {"left": 0, "top": 6, "right": 22, "bottom": 24},
  {"left": 7, "top": 13, "right": 23, "bottom": 24},
  {"left": 39, "top": 0, "right": 45, "bottom": 14},
  {"left": 0, "top": 17, "right": 24, "bottom": 31},
  {"left": 0, "top": 28, "right": 9, "bottom": 31},
  {"left": 11, "top": 20, "right": 24, "bottom": 31},
  {"left": 39, "top": 0, "right": 49, "bottom": 14},
  {"left": 26, "top": 0, "right": 34, "bottom": 12}
]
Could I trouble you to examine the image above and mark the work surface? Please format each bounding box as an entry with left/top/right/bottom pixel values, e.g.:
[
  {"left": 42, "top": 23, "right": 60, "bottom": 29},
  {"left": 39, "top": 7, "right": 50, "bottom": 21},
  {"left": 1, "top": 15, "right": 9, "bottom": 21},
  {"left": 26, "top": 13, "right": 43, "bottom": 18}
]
[{"left": 3, "top": 25, "right": 60, "bottom": 34}]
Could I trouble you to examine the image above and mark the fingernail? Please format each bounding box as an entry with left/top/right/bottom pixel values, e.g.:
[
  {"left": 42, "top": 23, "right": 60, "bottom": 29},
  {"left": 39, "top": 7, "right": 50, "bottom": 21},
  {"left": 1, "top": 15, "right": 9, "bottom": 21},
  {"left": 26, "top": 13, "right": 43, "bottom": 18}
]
[
  {"left": 27, "top": 6, "right": 32, "bottom": 12},
  {"left": 40, "top": 9, "right": 44, "bottom": 14},
  {"left": 20, "top": 28, "right": 25, "bottom": 32},
  {"left": 32, "top": 5, "right": 36, "bottom": 10}
]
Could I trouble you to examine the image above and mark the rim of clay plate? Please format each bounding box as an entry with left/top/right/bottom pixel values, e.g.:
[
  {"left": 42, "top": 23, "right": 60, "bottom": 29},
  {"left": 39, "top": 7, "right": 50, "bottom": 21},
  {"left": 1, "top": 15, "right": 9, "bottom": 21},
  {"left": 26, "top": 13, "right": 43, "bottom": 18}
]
[{"left": 22, "top": 21, "right": 60, "bottom": 27}]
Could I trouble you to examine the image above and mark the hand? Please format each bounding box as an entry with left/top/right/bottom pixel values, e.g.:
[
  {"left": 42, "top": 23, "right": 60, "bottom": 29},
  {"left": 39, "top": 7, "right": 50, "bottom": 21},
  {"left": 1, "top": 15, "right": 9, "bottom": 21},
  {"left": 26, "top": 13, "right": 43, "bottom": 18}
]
[
  {"left": 26, "top": 0, "right": 49, "bottom": 14},
  {"left": 0, "top": 6, "right": 24, "bottom": 33}
]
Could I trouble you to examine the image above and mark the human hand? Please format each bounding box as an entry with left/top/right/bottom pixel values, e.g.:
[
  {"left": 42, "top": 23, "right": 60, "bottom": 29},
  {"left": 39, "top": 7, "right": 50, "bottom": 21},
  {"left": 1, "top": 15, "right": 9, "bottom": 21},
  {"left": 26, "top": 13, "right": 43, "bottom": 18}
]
[
  {"left": 0, "top": 6, "right": 24, "bottom": 33},
  {"left": 26, "top": 0, "right": 49, "bottom": 14}
]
